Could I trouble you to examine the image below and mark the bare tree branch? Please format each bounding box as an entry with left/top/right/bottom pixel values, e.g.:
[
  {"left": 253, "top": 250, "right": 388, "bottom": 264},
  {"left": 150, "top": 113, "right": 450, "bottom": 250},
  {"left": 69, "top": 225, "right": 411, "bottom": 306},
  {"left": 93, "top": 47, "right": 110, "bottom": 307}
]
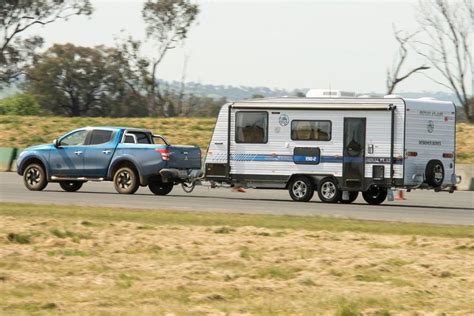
[
  {"left": 415, "top": 0, "right": 473, "bottom": 122},
  {"left": 386, "top": 25, "right": 430, "bottom": 94}
]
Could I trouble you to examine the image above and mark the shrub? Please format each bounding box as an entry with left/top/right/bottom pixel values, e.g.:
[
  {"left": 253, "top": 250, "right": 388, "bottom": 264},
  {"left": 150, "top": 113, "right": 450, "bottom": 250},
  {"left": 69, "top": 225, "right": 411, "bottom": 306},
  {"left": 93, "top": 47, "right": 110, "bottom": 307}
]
[{"left": 0, "top": 93, "right": 42, "bottom": 115}]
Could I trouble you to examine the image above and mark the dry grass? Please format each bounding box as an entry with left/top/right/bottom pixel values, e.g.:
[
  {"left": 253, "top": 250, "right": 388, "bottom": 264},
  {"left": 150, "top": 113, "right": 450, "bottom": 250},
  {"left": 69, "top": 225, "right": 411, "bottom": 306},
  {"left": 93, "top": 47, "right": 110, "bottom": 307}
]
[
  {"left": 0, "top": 115, "right": 216, "bottom": 150},
  {"left": 0, "top": 116, "right": 473, "bottom": 163},
  {"left": 456, "top": 123, "right": 474, "bottom": 163},
  {"left": 0, "top": 203, "right": 473, "bottom": 314}
]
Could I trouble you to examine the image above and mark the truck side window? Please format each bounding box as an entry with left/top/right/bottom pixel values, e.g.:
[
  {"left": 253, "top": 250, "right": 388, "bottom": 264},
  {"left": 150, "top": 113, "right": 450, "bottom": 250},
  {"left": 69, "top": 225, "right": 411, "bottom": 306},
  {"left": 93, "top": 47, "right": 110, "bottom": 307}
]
[
  {"left": 235, "top": 111, "right": 268, "bottom": 143},
  {"left": 291, "top": 120, "right": 331, "bottom": 141},
  {"left": 60, "top": 130, "right": 88, "bottom": 146},
  {"left": 89, "top": 130, "right": 114, "bottom": 145}
]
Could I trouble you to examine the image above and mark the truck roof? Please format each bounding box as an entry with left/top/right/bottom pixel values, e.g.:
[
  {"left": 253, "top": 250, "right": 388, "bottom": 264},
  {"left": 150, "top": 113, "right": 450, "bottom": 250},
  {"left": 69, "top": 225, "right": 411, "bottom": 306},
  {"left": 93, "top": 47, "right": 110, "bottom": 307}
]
[{"left": 76, "top": 126, "right": 152, "bottom": 132}]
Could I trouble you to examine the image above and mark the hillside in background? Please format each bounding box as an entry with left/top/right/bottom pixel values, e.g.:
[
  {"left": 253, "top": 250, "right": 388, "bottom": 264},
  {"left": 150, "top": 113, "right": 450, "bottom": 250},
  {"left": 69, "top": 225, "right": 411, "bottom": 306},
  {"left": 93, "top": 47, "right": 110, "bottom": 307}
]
[
  {"left": 0, "top": 116, "right": 472, "bottom": 163},
  {"left": 159, "top": 80, "right": 460, "bottom": 103}
]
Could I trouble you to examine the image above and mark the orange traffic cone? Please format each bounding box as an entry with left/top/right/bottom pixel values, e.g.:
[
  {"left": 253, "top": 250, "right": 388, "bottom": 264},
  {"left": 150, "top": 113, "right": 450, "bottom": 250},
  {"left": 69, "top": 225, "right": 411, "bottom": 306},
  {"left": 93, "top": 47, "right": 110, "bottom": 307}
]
[{"left": 395, "top": 190, "right": 406, "bottom": 200}]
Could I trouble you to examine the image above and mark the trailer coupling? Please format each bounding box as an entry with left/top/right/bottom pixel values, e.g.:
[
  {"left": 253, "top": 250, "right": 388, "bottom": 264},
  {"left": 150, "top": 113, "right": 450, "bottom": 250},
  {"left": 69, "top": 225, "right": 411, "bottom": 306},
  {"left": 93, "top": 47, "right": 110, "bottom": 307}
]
[{"left": 159, "top": 168, "right": 203, "bottom": 183}]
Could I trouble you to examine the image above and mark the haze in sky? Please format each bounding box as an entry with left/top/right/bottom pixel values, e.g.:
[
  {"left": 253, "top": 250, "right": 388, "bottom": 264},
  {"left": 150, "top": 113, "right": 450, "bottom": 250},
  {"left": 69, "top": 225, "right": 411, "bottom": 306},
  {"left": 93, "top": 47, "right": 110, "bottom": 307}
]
[{"left": 27, "top": 0, "right": 460, "bottom": 93}]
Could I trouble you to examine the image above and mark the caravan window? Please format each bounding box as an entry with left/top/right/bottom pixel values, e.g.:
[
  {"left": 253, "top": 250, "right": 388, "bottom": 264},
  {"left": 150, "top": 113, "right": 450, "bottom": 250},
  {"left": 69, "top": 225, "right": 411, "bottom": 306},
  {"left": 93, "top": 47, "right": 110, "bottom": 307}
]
[
  {"left": 235, "top": 111, "right": 268, "bottom": 143},
  {"left": 291, "top": 120, "right": 331, "bottom": 141}
]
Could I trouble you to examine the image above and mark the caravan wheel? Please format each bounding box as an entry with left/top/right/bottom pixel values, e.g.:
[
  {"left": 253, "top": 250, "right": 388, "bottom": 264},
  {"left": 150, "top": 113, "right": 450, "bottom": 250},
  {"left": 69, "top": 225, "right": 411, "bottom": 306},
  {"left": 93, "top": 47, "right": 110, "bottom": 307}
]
[
  {"left": 288, "top": 176, "right": 314, "bottom": 202},
  {"left": 317, "top": 178, "right": 341, "bottom": 203}
]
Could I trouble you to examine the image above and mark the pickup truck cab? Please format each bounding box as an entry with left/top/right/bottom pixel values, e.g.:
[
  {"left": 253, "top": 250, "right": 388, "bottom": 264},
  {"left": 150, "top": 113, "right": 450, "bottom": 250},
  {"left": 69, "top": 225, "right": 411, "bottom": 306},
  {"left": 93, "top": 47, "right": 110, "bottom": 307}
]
[{"left": 16, "top": 127, "right": 202, "bottom": 195}]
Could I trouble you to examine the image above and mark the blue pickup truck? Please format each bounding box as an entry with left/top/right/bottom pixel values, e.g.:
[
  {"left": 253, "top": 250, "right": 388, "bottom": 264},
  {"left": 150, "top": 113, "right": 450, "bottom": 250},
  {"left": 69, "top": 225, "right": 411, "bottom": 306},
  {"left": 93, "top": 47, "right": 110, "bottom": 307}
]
[{"left": 16, "top": 127, "right": 202, "bottom": 195}]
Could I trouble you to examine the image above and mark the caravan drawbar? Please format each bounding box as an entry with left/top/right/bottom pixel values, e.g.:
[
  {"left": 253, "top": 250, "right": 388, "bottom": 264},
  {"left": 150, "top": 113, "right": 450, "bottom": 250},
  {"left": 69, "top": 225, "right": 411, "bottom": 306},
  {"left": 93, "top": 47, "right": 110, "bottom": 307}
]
[{"left": 202, "top": 97, "right": 460, "bottom": 205}]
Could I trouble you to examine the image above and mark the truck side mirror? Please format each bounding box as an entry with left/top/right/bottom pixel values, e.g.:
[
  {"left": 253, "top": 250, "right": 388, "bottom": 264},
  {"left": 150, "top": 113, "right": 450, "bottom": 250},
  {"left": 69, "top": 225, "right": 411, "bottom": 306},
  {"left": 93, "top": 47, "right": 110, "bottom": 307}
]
[{"left": 53, "top": 139, "right": 59, "bottom": 147}]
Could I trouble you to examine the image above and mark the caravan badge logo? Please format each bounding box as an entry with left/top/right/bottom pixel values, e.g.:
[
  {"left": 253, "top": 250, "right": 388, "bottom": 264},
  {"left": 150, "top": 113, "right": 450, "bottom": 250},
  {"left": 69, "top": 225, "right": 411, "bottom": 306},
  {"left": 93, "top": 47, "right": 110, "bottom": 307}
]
[
  {"left": 279, "top": 114, "right": 289, "bottom": 126},
  {"left": 427, "top": 120, "right": 435, "bottom": 133}
]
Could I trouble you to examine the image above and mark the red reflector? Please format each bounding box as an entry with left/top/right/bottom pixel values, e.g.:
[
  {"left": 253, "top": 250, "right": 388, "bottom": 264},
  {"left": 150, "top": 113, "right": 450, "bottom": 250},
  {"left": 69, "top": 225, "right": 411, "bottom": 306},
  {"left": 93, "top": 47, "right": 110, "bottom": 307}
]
[
  {"left": 155, "top": 148, "right": 170, "bottom": 160},
  {"left": 444, "top": 116, "right": 448, "bottom": 122},
  {"left": 406, "top": 151, "right": 418, "bottom": 157},
  {"left": 443, "top": 153, "right": 454, "bottom": 158}
]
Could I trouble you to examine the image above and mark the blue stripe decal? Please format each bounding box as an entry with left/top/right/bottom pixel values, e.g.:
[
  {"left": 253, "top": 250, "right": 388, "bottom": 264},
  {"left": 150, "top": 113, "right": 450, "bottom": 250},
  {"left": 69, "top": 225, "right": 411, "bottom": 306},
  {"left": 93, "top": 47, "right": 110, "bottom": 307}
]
[{"left": 229, "top": 154, "right": 403, "bottom": 165}]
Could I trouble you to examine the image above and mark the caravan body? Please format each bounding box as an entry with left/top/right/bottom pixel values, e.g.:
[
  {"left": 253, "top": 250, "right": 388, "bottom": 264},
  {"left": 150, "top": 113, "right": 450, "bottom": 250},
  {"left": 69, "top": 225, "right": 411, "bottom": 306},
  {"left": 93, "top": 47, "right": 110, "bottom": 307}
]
[{"left": 204, "top": 97, "right": 458, "bottom": 204}]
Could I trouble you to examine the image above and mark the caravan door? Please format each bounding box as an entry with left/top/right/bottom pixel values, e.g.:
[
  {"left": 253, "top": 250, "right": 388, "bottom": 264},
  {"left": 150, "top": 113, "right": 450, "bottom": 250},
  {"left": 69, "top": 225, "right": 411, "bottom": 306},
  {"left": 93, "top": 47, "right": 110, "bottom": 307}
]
[{"left": 343, "top": 118, "right": 366, "bottom": 190}]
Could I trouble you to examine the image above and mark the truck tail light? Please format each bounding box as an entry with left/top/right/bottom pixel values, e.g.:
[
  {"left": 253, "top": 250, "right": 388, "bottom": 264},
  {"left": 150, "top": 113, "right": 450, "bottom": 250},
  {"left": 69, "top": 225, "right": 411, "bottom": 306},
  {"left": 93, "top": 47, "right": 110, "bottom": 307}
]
[
  {"left": 155, "top": 148, "right": 170, "bottom": 161},
  {"left": 406, "top": 151, "right": 418, "bottom": 157},
  {"left": 443, "top": 152, "right": 454, "bottom": 158}
]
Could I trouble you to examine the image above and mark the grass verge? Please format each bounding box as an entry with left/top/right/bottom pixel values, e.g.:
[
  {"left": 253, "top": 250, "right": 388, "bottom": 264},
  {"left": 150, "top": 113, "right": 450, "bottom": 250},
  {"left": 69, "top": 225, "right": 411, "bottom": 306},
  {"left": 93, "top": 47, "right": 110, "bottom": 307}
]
[
  {"left": 0, "top": 202, "right": 473, "bottom": 238},
  {"left": 0, "top": 202, "right": 473, "bottom": 314}
]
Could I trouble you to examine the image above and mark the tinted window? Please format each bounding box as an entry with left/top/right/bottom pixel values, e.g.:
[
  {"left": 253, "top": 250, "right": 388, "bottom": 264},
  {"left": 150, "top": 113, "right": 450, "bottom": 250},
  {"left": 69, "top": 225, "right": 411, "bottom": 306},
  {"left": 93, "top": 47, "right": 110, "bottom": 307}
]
[
  {"left": 60, "top": 130, "right": 88, "bottom": 146},
  {"left": 124, "top": 134, "right": 136, "bottom": 143},
  {"left": 89, "top": 130, "right": 113, "bottom": 145},
  {"left": 291, "top": 120, "right": 331, "bottom": 141},
  {"left": 235, "top": 111, "right": 268, "bottom": 143},
  {"left": 125, "top": 131, "right": 151, "bottom": 144}
]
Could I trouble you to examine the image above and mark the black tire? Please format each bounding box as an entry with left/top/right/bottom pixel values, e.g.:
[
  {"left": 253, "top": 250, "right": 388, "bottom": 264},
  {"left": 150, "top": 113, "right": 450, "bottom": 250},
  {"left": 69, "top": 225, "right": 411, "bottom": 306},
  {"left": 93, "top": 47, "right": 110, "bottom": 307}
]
[
  {"left": 288, "top": 176, "right": 314, "bottom": 202},
  {"left": 149, "top": 180, "right": 174, "bottom": 195},
  {"left": 317, "top": 177, "right": 341, "bottom": 203},
  {"left": 113, "top": 166, "right": 139, "bottom": 194},
  {"left": 362, "top": 186, "right": 387, "bottom": 205},
  {"left": 339, "top": 191, "right": 359, "bottom": 204},
  {"left": 23, "top": 163, "right": 48, "bottom": 191},
  {"left": 425, "top": 160, "right": 444, "bottom": 187},
  {"left": 59, "top": 181, "right": 83, "bottom": 192}
]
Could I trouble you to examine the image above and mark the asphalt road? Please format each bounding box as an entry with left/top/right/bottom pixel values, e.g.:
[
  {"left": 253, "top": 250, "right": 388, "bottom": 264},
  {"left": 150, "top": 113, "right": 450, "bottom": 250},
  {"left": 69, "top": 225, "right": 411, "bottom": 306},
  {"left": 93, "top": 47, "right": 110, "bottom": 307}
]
[{"left": 1, "top": 172, "right": 473, "bottom": 225}]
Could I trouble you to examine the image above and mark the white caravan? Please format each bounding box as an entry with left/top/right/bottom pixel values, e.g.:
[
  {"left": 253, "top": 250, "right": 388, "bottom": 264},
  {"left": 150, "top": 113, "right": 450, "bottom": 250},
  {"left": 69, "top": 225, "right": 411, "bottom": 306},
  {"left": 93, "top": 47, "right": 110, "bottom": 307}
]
[{"left": 203, "top": 97, "right": 460, "bottom": 205}]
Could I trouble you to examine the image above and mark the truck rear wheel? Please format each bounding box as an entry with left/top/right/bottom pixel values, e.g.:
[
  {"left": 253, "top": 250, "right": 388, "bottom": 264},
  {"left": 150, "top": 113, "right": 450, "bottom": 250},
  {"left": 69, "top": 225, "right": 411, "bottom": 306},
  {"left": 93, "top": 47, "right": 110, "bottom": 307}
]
[
  {"left": 425, "top": 160, "right": 444, "bottom": 187},
  {"left": 59, "top": 181, "right": 83, "bottom": 192},
  {"left": 288, "top": 176, "right": 314, "bottom": 202},
  {"left": 23, "top": 163, "right": 48, "bottom": 191},
  {"left": 113, "top": 166, "right": 139, "bottom": 194},
  {"left": 149, "top": 180, "right": 174, "bottom": 195},
  {"left": 317, "top": 178, "right": 341, "bottom": 203},
  {"left": 362, "top": 186, "right": 387, "bottom": 205}
]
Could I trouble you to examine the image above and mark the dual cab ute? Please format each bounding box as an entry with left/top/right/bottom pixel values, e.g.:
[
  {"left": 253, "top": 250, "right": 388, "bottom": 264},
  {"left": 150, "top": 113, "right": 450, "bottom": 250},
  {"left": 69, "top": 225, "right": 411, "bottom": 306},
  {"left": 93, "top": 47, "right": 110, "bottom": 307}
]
[{"left": 16, "top": 127, "right": 202, "bottom": 195}]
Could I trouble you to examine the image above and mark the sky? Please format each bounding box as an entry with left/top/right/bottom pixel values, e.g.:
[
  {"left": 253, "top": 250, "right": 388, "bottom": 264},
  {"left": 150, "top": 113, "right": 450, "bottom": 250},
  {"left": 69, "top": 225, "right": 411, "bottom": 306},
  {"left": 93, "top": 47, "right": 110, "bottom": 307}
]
[{"left": 25, "top": 0, "right": 465, "bottom": 94}]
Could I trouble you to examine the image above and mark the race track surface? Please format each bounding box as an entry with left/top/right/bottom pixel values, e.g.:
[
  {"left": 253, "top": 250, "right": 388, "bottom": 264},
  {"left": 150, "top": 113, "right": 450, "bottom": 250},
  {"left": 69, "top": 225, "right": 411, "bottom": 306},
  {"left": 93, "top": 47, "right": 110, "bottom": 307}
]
[{"left": 1, "top": 172, "right": 473, "bottom": 225}]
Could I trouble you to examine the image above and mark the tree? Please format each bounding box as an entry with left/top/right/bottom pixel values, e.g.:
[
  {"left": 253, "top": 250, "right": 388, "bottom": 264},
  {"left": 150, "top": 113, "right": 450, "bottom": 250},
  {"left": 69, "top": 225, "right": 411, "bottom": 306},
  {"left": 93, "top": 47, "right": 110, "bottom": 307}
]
[
  {"left": 416, "top": 0, "right": 473, "bottom": 122},
  {"left": 0, "top": 0, "right": 93, "bottom": 86},
  {"left": 25, "top": 43, "right": 146, "bottom": 117},
  {"left": 141, "top": 0, "right": 199, "bottom": 116},
  {"left": 386, "top": 26, "right": 429, "bottom": 95}
]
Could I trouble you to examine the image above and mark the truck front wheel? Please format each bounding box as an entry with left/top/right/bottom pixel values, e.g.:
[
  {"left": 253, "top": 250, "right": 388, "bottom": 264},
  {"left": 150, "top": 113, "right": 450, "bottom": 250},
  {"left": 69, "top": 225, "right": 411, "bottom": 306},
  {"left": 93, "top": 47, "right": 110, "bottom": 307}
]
[
  {"left": 149, "top": 180, "right": 174, "bottom": 195},
  {"left": 23, "top": 163, "right": 48, "bottom": 191},
  {"left": 113, "top": 166, "right": 139, "bottom": 194}
]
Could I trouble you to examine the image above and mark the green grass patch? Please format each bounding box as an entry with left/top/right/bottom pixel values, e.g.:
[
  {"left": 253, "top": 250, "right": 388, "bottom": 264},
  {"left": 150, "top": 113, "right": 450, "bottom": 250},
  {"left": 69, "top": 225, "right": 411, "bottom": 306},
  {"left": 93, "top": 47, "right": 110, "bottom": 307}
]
[
  {"left": 256, "top": 266, "right": 301, "bottom": 280},
  {"left": 0, "top": 203, "right": 473, "bottom": 238},
  {"left": 6, "top": 232, "right": 31, "bottom": 244}
]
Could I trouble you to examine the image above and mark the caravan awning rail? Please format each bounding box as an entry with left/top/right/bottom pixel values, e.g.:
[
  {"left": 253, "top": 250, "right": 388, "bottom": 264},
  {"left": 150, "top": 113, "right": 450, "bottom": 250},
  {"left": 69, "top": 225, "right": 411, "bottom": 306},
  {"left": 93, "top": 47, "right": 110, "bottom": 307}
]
[{"left": 231, "top": 103, "right": 395, "bottom": 111}]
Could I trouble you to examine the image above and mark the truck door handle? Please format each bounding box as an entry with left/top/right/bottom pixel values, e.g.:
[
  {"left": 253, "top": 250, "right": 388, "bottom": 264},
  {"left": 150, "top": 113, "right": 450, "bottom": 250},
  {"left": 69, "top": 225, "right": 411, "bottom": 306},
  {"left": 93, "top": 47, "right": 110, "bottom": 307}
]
[
  {"left": 74, "top": 151, "right": 83, "bottom": 155},
  {"left": 102, "top": 150, "right": 111, "bottom": 154}
]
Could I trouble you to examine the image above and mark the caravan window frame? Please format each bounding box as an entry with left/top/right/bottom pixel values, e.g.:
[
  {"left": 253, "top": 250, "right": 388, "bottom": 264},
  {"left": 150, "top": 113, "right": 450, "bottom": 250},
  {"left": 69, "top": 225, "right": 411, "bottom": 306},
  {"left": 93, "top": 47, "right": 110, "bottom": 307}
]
[
  {"left": 235, "top": 111, "right": 269, "bottom": 144},
  {"left": 291, "top": 120, "right": 332, "bottom": 141}
]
